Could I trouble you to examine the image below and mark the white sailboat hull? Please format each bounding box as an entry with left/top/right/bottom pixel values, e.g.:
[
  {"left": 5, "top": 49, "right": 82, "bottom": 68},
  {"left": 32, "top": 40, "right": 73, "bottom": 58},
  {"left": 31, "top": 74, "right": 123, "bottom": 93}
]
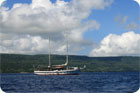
[
  {"left": 34, "top": 67, "right": 80, "bottom": 75},
  {"left": 34, "top": 36, "right": 82, "bottom": 75}
]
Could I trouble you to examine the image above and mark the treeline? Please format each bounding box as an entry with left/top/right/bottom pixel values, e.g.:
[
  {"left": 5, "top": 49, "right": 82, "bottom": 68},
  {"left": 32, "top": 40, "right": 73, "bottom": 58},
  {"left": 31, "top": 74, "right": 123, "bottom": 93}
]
[{"left": 0, "top": 54, "right": 139, "bottom": 73}]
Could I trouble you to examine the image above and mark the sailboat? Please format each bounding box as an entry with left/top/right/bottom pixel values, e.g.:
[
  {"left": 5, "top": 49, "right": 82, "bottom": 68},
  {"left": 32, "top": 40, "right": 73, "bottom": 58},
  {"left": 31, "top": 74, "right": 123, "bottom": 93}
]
[{"left": 34, "top": 37, "right": 81, "bottom": 75}]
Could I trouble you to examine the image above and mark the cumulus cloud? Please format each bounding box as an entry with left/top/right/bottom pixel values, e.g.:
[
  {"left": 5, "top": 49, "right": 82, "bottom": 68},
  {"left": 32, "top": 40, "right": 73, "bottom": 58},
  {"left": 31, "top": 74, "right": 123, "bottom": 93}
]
[
  {"left": 0, "top": 35, "right": 49, "bottom": 54},
  {"left": 0, "top": 0, "right": 113, "bottom": 54},
  {"left": 0, "top": 34, "right": 93, "bottom": 54},
  {"left": 89, "top": 31, "right": 140, "bottom": 56},
  {"left": 0, "top": 0, "right": 112, "bottom": 34}
]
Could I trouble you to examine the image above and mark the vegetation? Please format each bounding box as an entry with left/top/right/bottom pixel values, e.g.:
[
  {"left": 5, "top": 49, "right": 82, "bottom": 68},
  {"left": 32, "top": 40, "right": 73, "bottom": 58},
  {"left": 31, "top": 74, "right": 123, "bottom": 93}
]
[{"left": 0, "top": 54, "right": 139, "bottom": 73}]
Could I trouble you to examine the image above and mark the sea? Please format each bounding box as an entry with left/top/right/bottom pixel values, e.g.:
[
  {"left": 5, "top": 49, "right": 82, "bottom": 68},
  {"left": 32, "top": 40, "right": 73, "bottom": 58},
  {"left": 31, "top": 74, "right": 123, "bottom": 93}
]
[{"left": 0, "top": 72, "right": 139, "bottom": 93}]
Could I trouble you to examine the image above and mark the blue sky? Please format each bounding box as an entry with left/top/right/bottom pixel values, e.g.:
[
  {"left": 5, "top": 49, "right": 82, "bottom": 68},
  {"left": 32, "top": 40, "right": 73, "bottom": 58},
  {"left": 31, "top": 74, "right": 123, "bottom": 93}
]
[
  {"left": 0, "top": 0, "right": 140, "bottom": 56},
  {"left": 84, "top": 0, "right": 139, "bottom": 42}
]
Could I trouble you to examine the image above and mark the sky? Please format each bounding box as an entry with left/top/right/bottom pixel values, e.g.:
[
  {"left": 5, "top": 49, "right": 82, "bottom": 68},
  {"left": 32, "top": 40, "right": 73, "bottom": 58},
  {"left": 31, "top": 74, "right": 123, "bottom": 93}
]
[{"left": 0, "top": 0, "right": 139, "bottom": 56}]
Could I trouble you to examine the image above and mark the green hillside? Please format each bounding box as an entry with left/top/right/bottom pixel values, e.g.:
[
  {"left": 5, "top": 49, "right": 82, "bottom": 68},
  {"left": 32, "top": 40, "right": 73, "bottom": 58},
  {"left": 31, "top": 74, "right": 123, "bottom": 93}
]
[{"left": 0, "top": 54, "right": 139, "bottom": 73}]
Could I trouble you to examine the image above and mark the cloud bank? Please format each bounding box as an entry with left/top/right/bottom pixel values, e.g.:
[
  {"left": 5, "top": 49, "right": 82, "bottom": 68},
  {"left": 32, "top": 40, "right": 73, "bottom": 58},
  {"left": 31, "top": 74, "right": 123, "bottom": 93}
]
[
  {"left": 89, "top": 31, "right": 140, "bottom": 56},
  {"left": 0, "top": 0, "right": 113, "bottom": 54}
]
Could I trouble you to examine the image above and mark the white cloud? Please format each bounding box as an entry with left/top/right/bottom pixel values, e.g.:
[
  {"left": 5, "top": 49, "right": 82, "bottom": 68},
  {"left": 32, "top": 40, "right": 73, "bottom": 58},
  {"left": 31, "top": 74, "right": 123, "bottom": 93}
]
[
  {"left": 0, "top": 0, "right": 112, "bottom": 34},
  {"left": 89, "top": 31, "right": 140, "bottom": 56},
  {"left": 0, "top": 35, "right": 54, "bottom": 54},
  {"left": 0, "top": 34, "right": 91, "bottom": 54},
  {"left": 0, "top": 0, "right": 113, "bottom": 54}
]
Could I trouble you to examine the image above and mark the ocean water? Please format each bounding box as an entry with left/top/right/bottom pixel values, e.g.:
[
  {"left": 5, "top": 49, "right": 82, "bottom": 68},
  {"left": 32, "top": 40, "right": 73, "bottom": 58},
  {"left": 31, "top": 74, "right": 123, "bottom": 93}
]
[{"left": 0, "top": 72, "right": 139, "bottom": 93}]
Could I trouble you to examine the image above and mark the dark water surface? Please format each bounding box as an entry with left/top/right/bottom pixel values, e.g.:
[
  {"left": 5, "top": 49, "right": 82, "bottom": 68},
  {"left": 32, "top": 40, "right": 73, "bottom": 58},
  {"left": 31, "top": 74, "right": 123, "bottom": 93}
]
[{"left": 0, "top": 72, "right": 139, "bottom": 93}]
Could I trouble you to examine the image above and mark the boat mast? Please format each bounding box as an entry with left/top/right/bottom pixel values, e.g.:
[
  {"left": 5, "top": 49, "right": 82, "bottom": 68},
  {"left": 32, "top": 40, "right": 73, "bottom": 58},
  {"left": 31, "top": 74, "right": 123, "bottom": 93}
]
[
  {"left": 65, "top": 31, "right": 69, "bottom": 65},
  {"left": 48, "top": 36, "right": 51, "bottom": 68},
  {"left": 66, "top": 38, "right": 68, "bottom": 65}
]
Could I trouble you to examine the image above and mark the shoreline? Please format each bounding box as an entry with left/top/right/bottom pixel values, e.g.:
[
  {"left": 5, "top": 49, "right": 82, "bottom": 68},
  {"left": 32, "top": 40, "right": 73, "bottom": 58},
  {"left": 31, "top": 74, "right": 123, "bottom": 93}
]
[{"left": 0, "top": 71, "right": 139, "bottom": 74}]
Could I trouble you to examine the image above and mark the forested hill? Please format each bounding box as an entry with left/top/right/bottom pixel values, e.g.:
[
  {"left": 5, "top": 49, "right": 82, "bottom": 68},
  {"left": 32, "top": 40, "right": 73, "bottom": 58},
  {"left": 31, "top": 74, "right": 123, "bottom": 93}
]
[{"left": 0, "top": 54, "right": 139, "bottom": 73}]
